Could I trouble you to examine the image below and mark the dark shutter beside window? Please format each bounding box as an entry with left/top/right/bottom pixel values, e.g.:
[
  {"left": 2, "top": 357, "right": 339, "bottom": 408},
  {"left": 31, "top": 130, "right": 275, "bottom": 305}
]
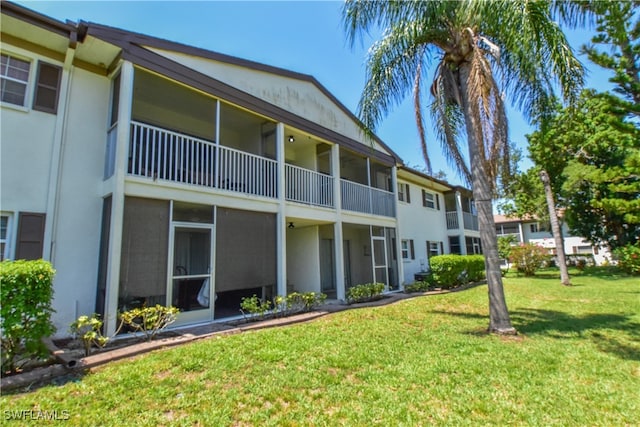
[
  {"left": 436, "top": 194, "right": 440, "bottom": 210},
  {"left": 15, "top": 212, "right": 46, "bottom": 260},
  {"left": 410, "top": 239, "right": 415, "bottom": 260},
  {"left": 406, "top": 184, "right": 411, "bottom": 203},
  {"left": 440, "top": 241, "right": 444, "bottom": 255},
  {"left": 33, "top": 62, "right": 62, "bottom": 113},
  {"left": 422, "top": 189, "right": 427, "bottom": 207}
]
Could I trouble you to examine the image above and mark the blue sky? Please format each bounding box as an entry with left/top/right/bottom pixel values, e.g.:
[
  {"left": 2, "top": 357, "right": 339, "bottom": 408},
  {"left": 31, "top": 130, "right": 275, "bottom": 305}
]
[{"left": 16, "top": 1, "right": 614, "bottom": 185}]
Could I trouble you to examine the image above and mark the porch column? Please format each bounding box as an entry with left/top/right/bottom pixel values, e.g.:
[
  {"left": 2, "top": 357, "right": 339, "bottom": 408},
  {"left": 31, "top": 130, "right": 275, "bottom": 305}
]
[
  {"left": 518, "top": 222, "right": 525, "bottom": 243},
  {"left": 332, "top": 144, "right": 345, "bottom": 301},
  {"left": 391, "top": 166, "right": 404, "bottom": 287},
  {"left": 275, "top": 122, "right": 287, "bottom": 296},
  {"left": 104, "top": 61, "right": 134, "bottom": 336},
  {"left": 455, "top": 190, "right": 468, "bottom": 255}
]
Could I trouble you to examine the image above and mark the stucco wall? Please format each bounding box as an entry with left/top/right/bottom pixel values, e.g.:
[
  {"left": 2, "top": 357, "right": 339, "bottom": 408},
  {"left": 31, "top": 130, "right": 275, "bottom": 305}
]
[
  {"left": 396, "top": 179, "right": 449, "bottom": 284},
  {"left": 286, "top": 225, "right": 320, "bottom": 293},
  {"left": 0, "top": 45, "right": 58, "bottom": 213},
  {"left": 49, "top": 67, "right": 110, "bottom": 335}
]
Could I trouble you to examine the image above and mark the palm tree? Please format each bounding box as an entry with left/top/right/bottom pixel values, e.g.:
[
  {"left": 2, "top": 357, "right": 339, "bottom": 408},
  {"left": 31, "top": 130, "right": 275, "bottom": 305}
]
[{"left": 343, "top": 0, "right": 585, "bottom": 333}]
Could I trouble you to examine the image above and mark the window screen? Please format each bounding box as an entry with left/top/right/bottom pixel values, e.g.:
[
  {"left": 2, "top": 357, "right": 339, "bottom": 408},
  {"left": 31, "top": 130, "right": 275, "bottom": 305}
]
[{"left": 1, "top": 54, "right": 30, "bottom": 106}]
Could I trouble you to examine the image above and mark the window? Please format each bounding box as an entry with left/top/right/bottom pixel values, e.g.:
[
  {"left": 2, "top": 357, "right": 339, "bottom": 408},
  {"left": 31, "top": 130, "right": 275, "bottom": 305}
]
[
  {"left": 422, "top": 190, "right": 440, "bottom": 209},
  {"left": 398, "top": 183, "right": 410, "bottom": 203},
  {"left": 401, "top": 239, "right": 414, "bottom": 260},
  {"left": 449, "top": 236, "right": 461, "bottom": 254},
  {"left": 574, "top": 245, "right": 592, "bottom": 255},
  {"left": 0, "top": 214, "right": 12, "bottom": 261},
  {"left": 427, "top": 241, "right": 441, "bottom": 258},
  {"left": 466, "top": 236, "right": 483, "bottom": 254},
  {"left": 1, "top": 53, "right": 30, "bottom": 106},
  {"left": 1, "top": 53, "right": 62, "bottom": 113},
  {"left": 530, "top": 222, "right": 549, "bottom": 233},
  {"left": 32, "top": 62, "right": 62, "bottom": 113}
]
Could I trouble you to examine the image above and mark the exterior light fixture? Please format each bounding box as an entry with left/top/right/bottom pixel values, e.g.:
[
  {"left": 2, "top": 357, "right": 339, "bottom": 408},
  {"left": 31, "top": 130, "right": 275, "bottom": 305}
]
[
  {"left": 288, "top": 222, "right": 295, "bottom": 229},
  {"left": 288, "top": 135, "right": 295, "bottom": 143}
]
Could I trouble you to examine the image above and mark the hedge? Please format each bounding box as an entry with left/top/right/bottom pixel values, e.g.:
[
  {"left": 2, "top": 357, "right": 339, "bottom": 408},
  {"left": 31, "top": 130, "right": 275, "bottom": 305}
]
[
  {"left": 429, "top": 255, "right": 485, "bottom": 289},
  {"left": 0, "top": 259, "right": 56, "bottom": 374}
]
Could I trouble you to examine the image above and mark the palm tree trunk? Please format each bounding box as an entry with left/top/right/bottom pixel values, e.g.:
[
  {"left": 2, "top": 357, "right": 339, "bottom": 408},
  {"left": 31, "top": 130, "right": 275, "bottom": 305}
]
[
  {"left": 459, "top": 64, "right": 516, "bottom": 335},
  {"left": 539, "top": 169, "right": 571, "bottom": 286}
]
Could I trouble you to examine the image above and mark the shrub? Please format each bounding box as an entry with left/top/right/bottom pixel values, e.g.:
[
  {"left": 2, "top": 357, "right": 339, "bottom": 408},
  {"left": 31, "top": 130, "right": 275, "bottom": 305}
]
[
  {"left": 285, "top": 292, "right": 327, "bottom": 314},
  {"left": 240, "top": 295, "right": 272, "bottom": 319},
  {"left": 0, "top": 260, "right": 56, "bottom": 374},
  {"left": 509, "top": 243, "right": 549, "bottom": 276},
  {"left": 614, "top": 244, "right": 640, "bottom": 275},
  {"left": 69, "top": 314, "right": 109, "bottom": 356},
  {"left": 404, "top": 281, "right": 431, "bottom": 293},
  {"left": 429, "top": 255, "right": 486, "bottom": 289},
  {"left": 118, "top": 305, "right": 179, "bottom": 341},
  {"left": 346, "top": 283, "right": 384, "bottom": 304},
  {"left": 465, "top": 255, "right": 486, "bottom": 282}
]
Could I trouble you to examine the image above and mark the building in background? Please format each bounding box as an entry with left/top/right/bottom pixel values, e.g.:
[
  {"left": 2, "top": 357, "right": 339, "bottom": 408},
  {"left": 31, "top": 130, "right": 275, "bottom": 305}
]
[{"left": 494, "top": 214, "right": 611, "bottom": 266}]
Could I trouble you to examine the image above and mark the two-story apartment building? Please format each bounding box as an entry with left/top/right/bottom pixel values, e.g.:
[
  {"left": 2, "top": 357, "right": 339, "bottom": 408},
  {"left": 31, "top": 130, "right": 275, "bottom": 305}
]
[
  {"left": 494, "top": 214, "right": 611, "bottom": 265},
  {"left": 1, "top": 2, "right": 480, "bottom": 336},
  {"left": 396, "top": 167, "right": 451, "bottom": 283}
]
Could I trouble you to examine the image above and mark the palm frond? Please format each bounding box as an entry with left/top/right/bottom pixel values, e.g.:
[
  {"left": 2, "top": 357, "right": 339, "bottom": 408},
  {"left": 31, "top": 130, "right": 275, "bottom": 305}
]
[
  {"left": 413, "top": 57, "right": 432, "bottom": 174},
  {"left": 430, "top": 65, "right": 471, "bottom": 185}
]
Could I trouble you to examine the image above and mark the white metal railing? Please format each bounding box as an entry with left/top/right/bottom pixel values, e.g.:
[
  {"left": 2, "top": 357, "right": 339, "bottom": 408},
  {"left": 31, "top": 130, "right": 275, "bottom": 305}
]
[
  {"left": 446, "top": 211, "right": 459, "bottom": 229},
  {"left": 128, "top": 121, "right": 277, "bottom": 198},
  {"left": 340, "top": 179, "right": 395, "bottom": 217},
  {"left": 463, "top": 212, "right": 479, "bottom": 231},
  {"left": 285, "top": 164, "right": 334, "bottom": 208}
]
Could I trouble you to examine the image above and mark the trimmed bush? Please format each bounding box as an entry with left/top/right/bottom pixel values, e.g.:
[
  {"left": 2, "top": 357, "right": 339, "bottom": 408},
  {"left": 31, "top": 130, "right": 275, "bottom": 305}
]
[
  {"left": 118, "top": 305, "right": 179, "bottom": 341},
  {"left": 509, "top": 243, "right": 550, "bottom": 276},
  {"left": 0, "top": 260, "right": 56, "bottom": 374},
  {"left": 614, "top": 244, "right": 640, "bottom": 275},
  {"left": 346, "top": 283, "right": 385, "bottom": 304},
  {"left": 404, "top": 281, "right": 432, "bottom": 293},
  {"left": 429, "top": 255, "right": 486, "bottom": 289},
  {"left": 69, "top": 314, "right": 109, "bottom": 356}
]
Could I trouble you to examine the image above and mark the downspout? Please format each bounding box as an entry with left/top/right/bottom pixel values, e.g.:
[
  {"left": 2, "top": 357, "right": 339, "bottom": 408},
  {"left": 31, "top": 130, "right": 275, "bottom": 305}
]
[{"left": 43, "top": 33, "right": 77, "bottom": 262}]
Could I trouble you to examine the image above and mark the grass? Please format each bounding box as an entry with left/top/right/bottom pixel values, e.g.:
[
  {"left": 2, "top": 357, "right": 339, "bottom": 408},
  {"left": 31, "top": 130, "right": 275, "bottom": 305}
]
[{"left": 2, "top": 268, "right": 639, "bottom": 425}]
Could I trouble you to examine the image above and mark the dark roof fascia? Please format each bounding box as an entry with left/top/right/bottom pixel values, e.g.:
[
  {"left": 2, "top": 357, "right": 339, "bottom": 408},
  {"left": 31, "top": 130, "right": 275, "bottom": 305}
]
[
  {"left": 399, "top": 166, "right": 453, "bottom": 190},
  {"left": 1, "top": 1, "right": 75, "bottom": 39},
  {"left": 84, "top": 22, "right": 402, "bottom": 164},
  {"left": 445, "top": 185, "right": 473, "bottom": 196}
]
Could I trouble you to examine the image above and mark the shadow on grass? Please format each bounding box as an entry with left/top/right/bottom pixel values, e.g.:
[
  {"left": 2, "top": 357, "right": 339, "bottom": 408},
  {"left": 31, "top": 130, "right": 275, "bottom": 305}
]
[
  {"left": 510, "top": 308, "right": 640, "bottom": 361},
  {"left": 431, "top": 308, "right": 640, "bottom": 361},
  {"left": 506, "top": 266, "right": 631, "bottom": 282}
]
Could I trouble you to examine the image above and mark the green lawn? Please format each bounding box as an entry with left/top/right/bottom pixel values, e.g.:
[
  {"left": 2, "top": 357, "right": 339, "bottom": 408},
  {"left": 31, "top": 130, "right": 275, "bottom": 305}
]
[{"left": 2, "top": 268, "right": 639, "bottom": 426}]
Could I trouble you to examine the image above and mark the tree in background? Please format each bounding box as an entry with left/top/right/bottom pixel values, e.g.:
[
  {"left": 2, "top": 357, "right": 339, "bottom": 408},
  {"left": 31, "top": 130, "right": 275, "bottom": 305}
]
[
  {"left": 343, "top": 0, "right": 585, "bottom": 334},
  {"left": 503, "top": 2, "right": 639, "bottom": 257}
]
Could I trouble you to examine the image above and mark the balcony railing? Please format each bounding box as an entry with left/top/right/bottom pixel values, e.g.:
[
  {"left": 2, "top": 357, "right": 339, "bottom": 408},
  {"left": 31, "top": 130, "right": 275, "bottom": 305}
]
[
  {"left": 463, "top": 212, "right": 479, "bottom": 231},
  {"left": 446, "top": 211, "right": 459, "bottom": 229},
  {"left": 446, "top": 211, "right": 479, "bottom": 230},
  {"left": 285, "top": 164, "right": 334, "bottom": 208},
  {"left": 128, "top": 121, "right": 277, "bottom": 198},
  {"left": 341, "top": 179, "right": 395, "bottom": 217},
  {"left": 126, "top": 122, "right": 395, "bottom": 216}
]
